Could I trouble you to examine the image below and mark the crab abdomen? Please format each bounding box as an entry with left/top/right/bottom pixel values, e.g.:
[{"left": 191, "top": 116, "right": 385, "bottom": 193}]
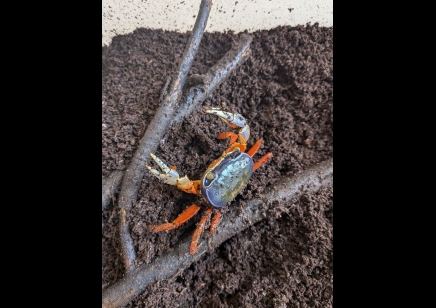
[{"left": 201, "top": 150, "right": 253, "bottom": 208}]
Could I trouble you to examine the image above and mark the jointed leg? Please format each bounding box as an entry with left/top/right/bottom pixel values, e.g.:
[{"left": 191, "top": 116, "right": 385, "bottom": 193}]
[
  {"left": 146, "top": 153, "right": 201, "bottom": 194},
  {"left": 151, "top": 204, "right": 201, "bottom": 232},
  {"left": 246, "top": 138, "right": 272, "bottom": 171},
  {"left": 253, "top": 153, "right": 272, "bottom": 171},
  {"left": 217, "top": 132, "right": 238, "bottom": 145},
  {"left": 246, "top": 138, "right": 263, "bottom": 157},
  {"left": 190, "top": 209, "right": 212, "bottom": 255},
  {"left": 209, "top": 210, "right": 222, "bottom": 233}
]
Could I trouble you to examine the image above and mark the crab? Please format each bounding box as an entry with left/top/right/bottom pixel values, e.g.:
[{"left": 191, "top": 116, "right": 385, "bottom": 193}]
[{"left": 146, "top": 108, "right": 272, "bottom": 255}]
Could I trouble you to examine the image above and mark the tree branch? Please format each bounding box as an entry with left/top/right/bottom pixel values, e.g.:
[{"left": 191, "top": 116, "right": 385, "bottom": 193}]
[
  {"left": 102, "top": 170, "right": 124, "bottom": 210},
  {"left": 102, "top": 158, "right": 333, "bottom": 308},
  {"left": 116, "top": 0, "right": 212, "bottom": 272},
  {"left": 174, "top": 34, "right": 253, "bottom": 124}
]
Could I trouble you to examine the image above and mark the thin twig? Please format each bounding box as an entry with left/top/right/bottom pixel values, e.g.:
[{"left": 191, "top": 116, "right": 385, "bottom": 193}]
[
  {"left": 102, "top": 158, "right": 333, "bottom": 308},
  {"left": 116, "top": 0, "right": 212, "bottom": 272},
  {"left": 159, "top": 76, "right": 171, "bottom": 102},
  {"left": 102, "top": 170, "right": 124, "bottom": 210},
  {"left": 174, "top": 34, "right": 253, "bottom": 124}
]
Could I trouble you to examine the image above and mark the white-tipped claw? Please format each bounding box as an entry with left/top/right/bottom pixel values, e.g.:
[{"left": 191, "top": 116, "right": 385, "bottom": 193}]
[
  {"left": 150, "top": 152, "right": 172, "bottom": 174},
  {"left": 205, "top": 108, "right": 250, "bottom": 143},
  {"left": 204, "top": 108, "right": 247, "bottom": 128},
  {"left": 146, "top": 165, "right": 161, "bottom": 177},
  {"left": 147, "top": 153, "right": 179, "bottom": 185}
]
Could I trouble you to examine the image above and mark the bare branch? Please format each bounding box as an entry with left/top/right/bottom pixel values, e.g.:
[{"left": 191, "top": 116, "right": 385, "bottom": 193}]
[
  {"left": 116, "top": 0, "right": 212, "bottom": 272},
  {"left": 102, "top": 170, "right": 124, "bottom": 210},
  {"left": 174, "top": 34, "right": 253, "bottom": 124},
  {"left": 102, "top": 159, "right": 333, "bottom": 308}
]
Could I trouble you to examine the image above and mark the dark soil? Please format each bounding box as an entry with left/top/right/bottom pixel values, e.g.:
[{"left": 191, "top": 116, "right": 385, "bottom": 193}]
[{"left": 102, "top": 24, "right": 333, "bottom": 307}]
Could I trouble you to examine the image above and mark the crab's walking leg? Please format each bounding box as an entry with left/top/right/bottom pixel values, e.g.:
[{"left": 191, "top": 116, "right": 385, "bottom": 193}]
[
  {"left": 146, "top": 153, "right": 201, "bottom": 194},
  {"left": 217, "top": 132, "right": 238, "bottom": 145},
  {"left": 246, "top": 138, "right": 263, "bottom": 157},
  {"left": 246, "top": 138, "right": 272, "bottom": 171},
  {"left": 253, "top": 153, "right": 272, "bottom": 171},
  {"left": 190, "top": 209, "right": 212, "bottom": 255},
  {"left": 205, "top": 108, "right": 250, "bottom": 152},
  {"left": 151, "top": 204, "right": 201, "bottom": 232},
  {"left": 209, "top": 210, "right": 222, "bottom": 233}
]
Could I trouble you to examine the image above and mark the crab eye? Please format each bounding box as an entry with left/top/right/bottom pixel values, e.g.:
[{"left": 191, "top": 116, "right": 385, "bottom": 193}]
[{"left": 204, "top": 172, "right": 214, "bottom": 186}]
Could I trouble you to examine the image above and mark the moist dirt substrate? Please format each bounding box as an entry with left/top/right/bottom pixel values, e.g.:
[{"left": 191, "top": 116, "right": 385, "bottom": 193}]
[{"left": 102, "top": 24, "right": 333, "bottom": 307}]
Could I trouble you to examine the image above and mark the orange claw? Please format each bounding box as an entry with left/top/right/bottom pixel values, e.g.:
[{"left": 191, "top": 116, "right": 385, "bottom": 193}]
[
  {"left": 246, "top": 138, "right": 263, "bottom": 157},
  {"left": 209, "top": 211, "right": 222, "bottom": 233},
  {"left": 152, "top": 204, "right": 201, "bottom": 232},
  {"left": 253, "top": 152, "right": 272, "bottom": 171},
  {"left": 190, "top": 209, "right": 212, "bottom": 255},
  {"left": 217, "top": 132, "right": 238, "bottom": 145}
]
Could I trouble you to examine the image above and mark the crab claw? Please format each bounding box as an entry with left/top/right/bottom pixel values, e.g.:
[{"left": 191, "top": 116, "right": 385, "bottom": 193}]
[
  {"left": 205, "top": 108, "right": 250, "bottom": 145},
  {"left": 146, "top": 153, "right": 198, "bottom": 193},
  {"left": 146, "top": 153, "right": 179, "bottom": 185},
  {"left": 204, "top": 108, "right": 247, "bottom": 128}
]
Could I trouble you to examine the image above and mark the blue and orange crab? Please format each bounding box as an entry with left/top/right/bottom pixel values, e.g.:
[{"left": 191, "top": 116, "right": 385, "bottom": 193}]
[{"left": 146, "top": 108, "right": 272, "bottom": 255}]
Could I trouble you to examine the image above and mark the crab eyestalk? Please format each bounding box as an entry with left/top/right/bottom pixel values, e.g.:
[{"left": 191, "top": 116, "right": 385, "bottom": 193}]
[{"left": 205, "top": 108, "right": 250, "bottom": 146}]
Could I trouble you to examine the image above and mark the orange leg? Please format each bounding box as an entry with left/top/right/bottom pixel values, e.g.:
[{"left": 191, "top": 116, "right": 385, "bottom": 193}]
[
  {"left": 246, "top": 138, "right": 263, "bottom": 157},
  {"left": 209, "top": 211, "right": 222, "bottom": 233},
  {"left": 190, "top": 209, "right": 212, "bottom": 255},
  {"left": 152, "top": 204, "right": 201, "bottom": 232},
  {"left": 253, "top": 152, "right": 273, "bottom": 171},
  {"left": 217, "top": 132, "right": 239, "bottom": 145}
]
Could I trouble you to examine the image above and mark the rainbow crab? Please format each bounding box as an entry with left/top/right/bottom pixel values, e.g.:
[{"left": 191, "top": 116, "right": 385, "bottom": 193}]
[{"left": 146, "top": 108, "right": 272, "bottom": 255}]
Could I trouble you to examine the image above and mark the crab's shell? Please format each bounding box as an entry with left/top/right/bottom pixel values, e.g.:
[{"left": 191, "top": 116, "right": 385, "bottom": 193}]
[{"left": 200, "top": 148, "right": 253, "bottom": 207}]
